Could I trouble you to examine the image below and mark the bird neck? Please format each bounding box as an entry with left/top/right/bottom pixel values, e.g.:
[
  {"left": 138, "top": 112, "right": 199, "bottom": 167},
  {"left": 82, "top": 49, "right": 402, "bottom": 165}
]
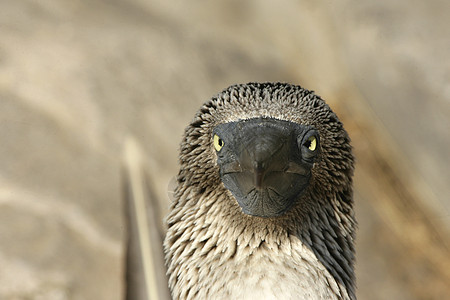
[
  {"left": 165, "top": 184, "right": 356, "bottom": 299},
  {"left": 298, "top": 192, "right": 357, "bottom": 300}
]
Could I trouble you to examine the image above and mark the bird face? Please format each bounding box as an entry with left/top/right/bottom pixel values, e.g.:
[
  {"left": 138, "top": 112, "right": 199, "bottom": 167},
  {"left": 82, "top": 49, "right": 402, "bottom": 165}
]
[{"left": 213, "top": 117, "right": 320, "bottom": 218}]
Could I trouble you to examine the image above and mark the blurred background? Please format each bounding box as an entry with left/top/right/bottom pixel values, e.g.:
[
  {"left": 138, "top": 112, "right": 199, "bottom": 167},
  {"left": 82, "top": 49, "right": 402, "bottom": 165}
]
[{"left": 1, "top": 0, "right": 449, "bottom": 299}]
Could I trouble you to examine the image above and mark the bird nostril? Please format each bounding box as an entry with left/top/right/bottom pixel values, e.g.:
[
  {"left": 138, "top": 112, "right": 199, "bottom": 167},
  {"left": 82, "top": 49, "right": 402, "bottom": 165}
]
[{"left": 254, "top": 161, "right": 264, "bottom": 171}]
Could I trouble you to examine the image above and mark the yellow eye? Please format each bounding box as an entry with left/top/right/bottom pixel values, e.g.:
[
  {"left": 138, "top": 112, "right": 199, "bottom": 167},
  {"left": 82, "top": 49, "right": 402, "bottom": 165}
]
[
  {"left": 307, "top": 136, "right": 317, "bottom": 151},
  {"left": 213, "top": 134, "right": 224, "bottom": 152}
]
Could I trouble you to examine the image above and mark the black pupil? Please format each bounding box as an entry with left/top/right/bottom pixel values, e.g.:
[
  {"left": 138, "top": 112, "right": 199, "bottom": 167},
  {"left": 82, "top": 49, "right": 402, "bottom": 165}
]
[
  {"left": 218, "top": 138, "right": 223, "bottom": 147},
  {"left": 304, "top": 139, "right": 311, "bottom": 149}
]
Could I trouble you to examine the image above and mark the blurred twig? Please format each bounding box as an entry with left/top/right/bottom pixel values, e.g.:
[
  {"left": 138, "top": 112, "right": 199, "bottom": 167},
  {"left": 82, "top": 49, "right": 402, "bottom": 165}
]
[{"left": 122, "top": 137, "right": 171, "bottom": 300}]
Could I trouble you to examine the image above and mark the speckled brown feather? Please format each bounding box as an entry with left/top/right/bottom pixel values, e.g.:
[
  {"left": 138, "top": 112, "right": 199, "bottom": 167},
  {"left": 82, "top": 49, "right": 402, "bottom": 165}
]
[{"left": 164, "top": 83, "right": 356, "bottom": 299}]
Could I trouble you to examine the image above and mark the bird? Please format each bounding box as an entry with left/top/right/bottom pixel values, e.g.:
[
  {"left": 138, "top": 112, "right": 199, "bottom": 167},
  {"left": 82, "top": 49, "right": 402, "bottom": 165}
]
[{"left": 164, "top": 82, "right": 356, "bottom": 300}]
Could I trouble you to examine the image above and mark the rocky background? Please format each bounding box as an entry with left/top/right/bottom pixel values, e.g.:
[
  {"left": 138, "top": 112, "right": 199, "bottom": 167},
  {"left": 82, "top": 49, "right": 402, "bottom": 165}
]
[{"left": 1, "top": 0, "right": 449, "bottom": 299}]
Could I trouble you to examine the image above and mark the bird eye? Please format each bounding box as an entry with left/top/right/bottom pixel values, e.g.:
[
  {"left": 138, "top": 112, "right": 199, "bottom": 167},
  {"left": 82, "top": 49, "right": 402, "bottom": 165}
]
[
  {"left": 304, "top": 135, "right": 317, "bottom": 152},
  {"left": 213, "top": 134, "right": 224, "bottom": 151}
]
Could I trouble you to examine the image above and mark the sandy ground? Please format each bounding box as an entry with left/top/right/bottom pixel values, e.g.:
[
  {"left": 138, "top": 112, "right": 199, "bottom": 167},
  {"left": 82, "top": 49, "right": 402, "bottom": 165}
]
[{"left": 0, "top": 0, "right": 449, "bottom": 299}]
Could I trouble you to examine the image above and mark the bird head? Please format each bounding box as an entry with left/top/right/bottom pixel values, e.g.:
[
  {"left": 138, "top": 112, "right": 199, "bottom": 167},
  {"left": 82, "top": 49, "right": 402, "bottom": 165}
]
[{"left": 178, "top": 82, "right": 353, "bottom": 220}]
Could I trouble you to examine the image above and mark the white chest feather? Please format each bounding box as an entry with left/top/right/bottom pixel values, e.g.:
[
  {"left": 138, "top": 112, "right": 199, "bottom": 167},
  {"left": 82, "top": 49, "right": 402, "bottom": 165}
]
[
  {"left": 184, "top": 239, "right": 344, "bottom": 300},
  {"left": 222, "top": 255, "right": 338, "bottom": 300}
]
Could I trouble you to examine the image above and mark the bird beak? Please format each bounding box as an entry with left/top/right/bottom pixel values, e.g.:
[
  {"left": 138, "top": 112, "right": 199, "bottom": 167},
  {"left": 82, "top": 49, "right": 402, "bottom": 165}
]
[{"left": 215, "top": 118, "right": 316, "bottom": 217}]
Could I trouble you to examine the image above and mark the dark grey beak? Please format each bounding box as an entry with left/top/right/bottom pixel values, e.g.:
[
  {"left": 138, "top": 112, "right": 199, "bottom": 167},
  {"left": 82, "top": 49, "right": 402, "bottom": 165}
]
[{"left": 213, "top": 118, "right": 319, "bottom": 217}]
